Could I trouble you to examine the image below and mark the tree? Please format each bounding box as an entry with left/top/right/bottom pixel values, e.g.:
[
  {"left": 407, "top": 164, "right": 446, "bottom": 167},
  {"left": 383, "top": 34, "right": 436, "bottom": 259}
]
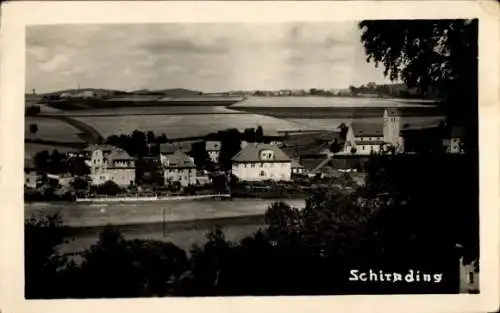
[
  {"left": 71, "top": 176, "right": 89, "bottom": 191},
  {"left": 255, "top": 126, "right": 264, "bottom": 143},
  {"left": 189, "top": 141, "right": 210, "bottom": 169},
  {"left": 218, "top": 129, "right": 242, "bottom": 170},
  {"left": 337, "top": 123, "right": 349, "bottom": 141},
  {"left": 25, "top": 213, "right": 72, "bottom": 298},
  {"left": 98, "top": 180, "right": 121, "bottom": 195},
  {"left": 359, "top": 19, "right": 479, "bottom": 265},
  {"left": 29, "top": 123, "right": 39, "bottom": 136},
  {"left": 80, "top": 227, "right": 189, "bottom": 298},
  {"left": 243, "top": 128, "right": 256, "bottom": 143},
  {"left": 329, "top": 138, "right": 342, "bottom": 154},
  {"left": 359, "top": 19, "right": 478, "bottom": 147}
]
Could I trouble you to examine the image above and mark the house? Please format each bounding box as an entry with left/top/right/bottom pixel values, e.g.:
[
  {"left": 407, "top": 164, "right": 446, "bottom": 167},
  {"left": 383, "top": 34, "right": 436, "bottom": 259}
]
[
  {"left": 205, "top": 140, "right": 221, "bottom": 163},
  {"left": 442, "top": 127, "right": 464, "bottom": 154},
  {"left": 343, "top": 108, "right": 404, "bottom": 155},
  {"left": 85, "top": 145, "right": 136, "bottom": 186},
  {"left": 160, "top": 142, "right": 194, "bottom": 164},
  {"left": 291, "top": 159, "right": 307, "bottom": 175},
  {"left": 24, "top": 159, "right": 39, "bottom": 189},
  {"left": 162, "top": 150, "right": 197, "bottom": 187},
  {"left": 231, "top": 143, "right": 292, "bottom": 181},
  {"left": 82, "top": 144, "right": 114, "bottom": 159},
  {"left": 160, "top": 143, "right": 177, "bottom": 156}
]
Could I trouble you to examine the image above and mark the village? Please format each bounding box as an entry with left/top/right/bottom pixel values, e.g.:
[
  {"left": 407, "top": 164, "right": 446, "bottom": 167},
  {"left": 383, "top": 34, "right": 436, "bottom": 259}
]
[{"left": 24, "top": 107, "right": 464, "bottom": 202}]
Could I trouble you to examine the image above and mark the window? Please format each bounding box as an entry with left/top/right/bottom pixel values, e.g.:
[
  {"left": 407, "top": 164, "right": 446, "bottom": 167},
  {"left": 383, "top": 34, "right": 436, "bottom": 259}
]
[
  {"left": 260, "top": 170, "right": 265, "bottom": 177},
  {"left": 469, "top": 272, "right": 474, "bottom": 285},
  {"left": 244, "top": 164, "right": 247, "bottom": 168},
  {"left": 259, "top": 162, "right": 263, "bottom": 168},
  {"left": 251, "top": 163, "right": 255, "bottom": 168}
]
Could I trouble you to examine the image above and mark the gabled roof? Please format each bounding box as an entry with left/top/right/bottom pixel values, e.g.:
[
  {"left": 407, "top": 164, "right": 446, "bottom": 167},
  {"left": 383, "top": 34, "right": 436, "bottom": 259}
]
[
  {"left": 291, "top": 159, "right": 304, "bottom": 168},
  {"left": 355, "top": 140, "right": 386, "bottom": 145},
  {"left": 175, "top": 142, "right": 194, "bottom": 153},
  {"left": 163, "top": 150, "right": 196, "bottom": 168},
  {"left": 350, "top": 122, "right": 383, "bottom": 137},
  {"left": 160, "top": 143, "right": 177, "bottom": 154},
  {"left": 106, "top": 149, "right": 134, "bottom": 161},
  {"left": 231, "top": 143, "right": 291, "bottom": 163},
  {"left": 160, "top": 142, "right": 193, "bottom": 154},
  {"left": 206, "top": 140, "right": 221, "bottom": 151},
  {"left": 83, "top": 144, "right": 115, "bottom": 152}
]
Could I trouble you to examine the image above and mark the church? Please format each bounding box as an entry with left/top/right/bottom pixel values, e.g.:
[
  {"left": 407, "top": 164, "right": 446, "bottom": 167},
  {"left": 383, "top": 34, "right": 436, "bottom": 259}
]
[{"left": 342, "top": 108, "right": 404, "bottom": 155}]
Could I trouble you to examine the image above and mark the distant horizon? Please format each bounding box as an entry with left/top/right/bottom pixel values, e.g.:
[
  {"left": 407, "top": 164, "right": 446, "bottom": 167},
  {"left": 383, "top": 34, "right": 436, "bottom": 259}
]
[
  {"left": 27, "top": 83, "right": 407, "bottom": 96},
  {"left": 26, "top": 22, "right": 394, "bottom": 94}
]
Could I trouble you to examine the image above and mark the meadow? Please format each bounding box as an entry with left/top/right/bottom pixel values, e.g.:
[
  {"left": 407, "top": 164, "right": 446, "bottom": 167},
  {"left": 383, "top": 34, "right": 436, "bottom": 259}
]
[
  {"left": 288, "top": 116, "right": 445, "bottom": 131},
  {"left": 25, "top": 117, "right": 83, "bottom": 143},
  {"left": 231, "top": 96, "right": 438, "bottom": 108},
  {"left": 43, "top": 105, "right": 244, "bottom": 117},
  {"left": 74, "top": 113, "right": 309, "bottom": 138}
]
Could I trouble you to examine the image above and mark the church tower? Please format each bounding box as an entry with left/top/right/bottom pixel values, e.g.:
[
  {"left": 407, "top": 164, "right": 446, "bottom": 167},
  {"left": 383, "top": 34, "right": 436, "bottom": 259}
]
[{"left": 383, "top": 108, "right": 401, "bottom": 147}]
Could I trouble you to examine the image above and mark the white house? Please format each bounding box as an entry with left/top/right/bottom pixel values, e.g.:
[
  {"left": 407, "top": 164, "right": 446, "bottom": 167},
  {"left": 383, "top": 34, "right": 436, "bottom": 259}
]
[
  {"left": 85, "top": 145, "right": 135, "bottom": 186},
  {"left": 205, "top": 141, "right": 221, "bottom": 163},
  {"left": 162, "top": 150, "right": 197, "bottom": 187},
  {"left": 343, "top": 108, "right": 404, "bottom": 155},
  {"left": 231, "top": 143, "right": 292, "bottom": 181}
]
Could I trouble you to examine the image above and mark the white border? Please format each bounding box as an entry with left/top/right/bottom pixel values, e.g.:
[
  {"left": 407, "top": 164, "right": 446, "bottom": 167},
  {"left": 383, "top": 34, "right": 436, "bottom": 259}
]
[{"left": 1, "top": 2, "right": 499, "bottom": 313}]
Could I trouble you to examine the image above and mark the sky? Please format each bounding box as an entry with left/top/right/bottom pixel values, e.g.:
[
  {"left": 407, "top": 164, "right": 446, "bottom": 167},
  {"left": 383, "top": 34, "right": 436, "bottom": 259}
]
[{"left": 26, "top": 22, "right": 392, "bottom": 93}]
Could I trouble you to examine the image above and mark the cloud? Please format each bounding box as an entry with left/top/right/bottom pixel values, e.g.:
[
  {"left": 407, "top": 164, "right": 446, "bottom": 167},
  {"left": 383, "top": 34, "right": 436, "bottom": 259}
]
[
  {"left": 38, "top": 54, "right": 69, "bottom": 72},
  {"left": 26, "top": 23, "right": 390, "bottom": 93}
]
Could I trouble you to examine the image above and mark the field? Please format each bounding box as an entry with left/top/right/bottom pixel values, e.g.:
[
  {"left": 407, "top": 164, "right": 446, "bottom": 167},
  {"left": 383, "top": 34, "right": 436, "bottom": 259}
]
[
  {"left": 74, "top": 113, "right": 310, "bottom": 138},
  {"left": 28, "top": 96, "right": 445, "bottom": 142},
  {"left": 231, "top": 96, "right": 438, "bottom": 108},
  {"left": 25, "top": 117, "right": 84, "bottom": 143},
  {"left": 288, "top": 116, "right": 445, "bottom": 131},
  {"left": 43, "top": 105, "right": 244, "bottom": 117}
]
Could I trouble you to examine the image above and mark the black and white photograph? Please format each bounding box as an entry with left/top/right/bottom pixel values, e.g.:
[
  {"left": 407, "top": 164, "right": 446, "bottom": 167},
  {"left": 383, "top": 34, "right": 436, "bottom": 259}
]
[{"left": 1, "top": 2, "right": 499, "bottom": 313}]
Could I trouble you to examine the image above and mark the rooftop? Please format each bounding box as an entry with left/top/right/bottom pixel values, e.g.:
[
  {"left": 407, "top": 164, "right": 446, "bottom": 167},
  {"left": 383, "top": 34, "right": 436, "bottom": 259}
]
[
  {"left": 163, "top": 150, "right": 196, "bottom": 168},
  {"left": 350, "top": 122, "right": 384, "bottom": 137},
  {"left": 106, "top": 149, "right": 135, "bottom": 161},
  {"left": 206, "top": 140, "right": 221, "bottom": 151},
  {"left": 291, "top": 159, "right": 304, "bottom": 168},
  {"left": 83, "top": 144, "right": 116, "bottom": 152},
  {"left": 231, "top": 143, "right": 291, "bottom": 163}
]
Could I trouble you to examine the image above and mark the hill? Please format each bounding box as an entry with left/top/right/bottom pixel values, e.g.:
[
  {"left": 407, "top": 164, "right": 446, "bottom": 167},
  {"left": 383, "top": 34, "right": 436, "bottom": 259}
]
[
  {"left": 41, "top": 88, "right": 128, "bottom": 97},
  {"left": 131, "top": 88, "right": 202, "bottom": 96}
]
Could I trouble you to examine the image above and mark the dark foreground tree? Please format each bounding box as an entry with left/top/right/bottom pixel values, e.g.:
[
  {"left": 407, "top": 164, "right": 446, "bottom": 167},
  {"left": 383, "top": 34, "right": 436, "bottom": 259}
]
[
  {"left": 359, "top": 19, "right": 479, "bottom": 265},
  {"left": 25, "top": 213, "right": 72, "bottom": 298},
  {"left": 359, "top": 19, "right": 478, "bottom": 149},
  {"left": 78, "top": 227, "right": 189, "bottom": 298}
]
